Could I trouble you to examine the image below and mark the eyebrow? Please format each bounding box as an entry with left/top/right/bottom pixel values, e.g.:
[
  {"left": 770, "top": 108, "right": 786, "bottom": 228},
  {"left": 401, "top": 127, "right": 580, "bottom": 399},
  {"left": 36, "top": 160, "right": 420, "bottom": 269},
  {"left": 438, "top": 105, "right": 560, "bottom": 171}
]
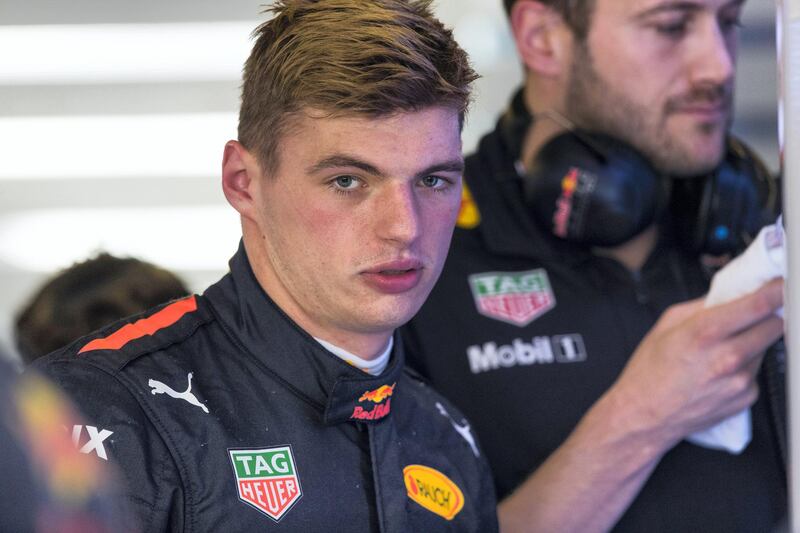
[
  {"left": 307, "top": 154, "right": 464, "bottom": 179},
  {"left": 634, "top": 0, "right": 745, "bottom": 19}
]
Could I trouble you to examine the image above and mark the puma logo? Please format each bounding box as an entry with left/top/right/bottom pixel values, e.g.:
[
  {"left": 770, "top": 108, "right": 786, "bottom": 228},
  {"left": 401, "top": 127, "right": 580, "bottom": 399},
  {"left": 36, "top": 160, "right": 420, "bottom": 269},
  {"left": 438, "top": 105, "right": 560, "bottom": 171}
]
[
  {"left": 148, "top": 372, "right": 209, "bottom": 414},
  {"left": 436, "top": 402, "right": 479, "bottom": 457}
]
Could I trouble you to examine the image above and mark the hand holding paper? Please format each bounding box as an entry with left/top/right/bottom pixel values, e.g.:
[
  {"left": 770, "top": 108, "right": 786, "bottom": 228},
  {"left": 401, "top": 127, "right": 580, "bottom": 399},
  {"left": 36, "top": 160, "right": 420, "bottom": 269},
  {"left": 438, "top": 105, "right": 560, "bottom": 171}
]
[{"left": 688, "top": 217, "right": 786, "bottom": 453}]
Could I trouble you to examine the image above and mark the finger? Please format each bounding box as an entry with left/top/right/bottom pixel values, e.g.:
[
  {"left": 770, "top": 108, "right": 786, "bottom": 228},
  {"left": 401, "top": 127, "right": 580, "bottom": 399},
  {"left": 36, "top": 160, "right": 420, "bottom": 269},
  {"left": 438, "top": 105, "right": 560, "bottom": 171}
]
[
  {"left": 714, "top": 382, "right": 760, "bottom": 422},
  {"left": 696, "top": 278, "right": 784, "bottom": 341},
  {"left": 723, "top": 315, "right": 784, "bottom": 370},
  {"left": 655, "top": 297, "right": 706, "bottom": 329}
]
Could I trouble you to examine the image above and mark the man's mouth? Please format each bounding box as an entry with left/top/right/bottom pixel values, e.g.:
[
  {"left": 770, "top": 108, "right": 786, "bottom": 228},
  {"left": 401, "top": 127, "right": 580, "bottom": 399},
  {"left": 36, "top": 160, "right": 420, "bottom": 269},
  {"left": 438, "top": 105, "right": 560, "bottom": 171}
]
[
  {"left": 666, "top": 86, "right": 732, "bottom": 118},
  {"left": 361, "top": 260, "right": 424, "bottom": 294}
]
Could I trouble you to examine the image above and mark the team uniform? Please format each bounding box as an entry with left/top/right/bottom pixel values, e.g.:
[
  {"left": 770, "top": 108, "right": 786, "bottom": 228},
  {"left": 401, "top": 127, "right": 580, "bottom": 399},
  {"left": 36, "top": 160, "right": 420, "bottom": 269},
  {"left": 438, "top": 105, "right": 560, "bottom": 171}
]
[
  {"left": 31, "top": 244, "right": 499, "bottom": 532},
  {"left": 402, "top": 111, "right": 787, "bottom": 532}
]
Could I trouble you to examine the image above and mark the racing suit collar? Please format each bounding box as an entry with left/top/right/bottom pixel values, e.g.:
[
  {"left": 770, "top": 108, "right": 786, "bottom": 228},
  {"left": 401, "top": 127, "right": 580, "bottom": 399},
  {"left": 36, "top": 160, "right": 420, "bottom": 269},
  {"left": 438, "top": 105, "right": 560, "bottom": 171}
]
[{"left": 203, "top": 241, "right": 405, "bottom": 426}]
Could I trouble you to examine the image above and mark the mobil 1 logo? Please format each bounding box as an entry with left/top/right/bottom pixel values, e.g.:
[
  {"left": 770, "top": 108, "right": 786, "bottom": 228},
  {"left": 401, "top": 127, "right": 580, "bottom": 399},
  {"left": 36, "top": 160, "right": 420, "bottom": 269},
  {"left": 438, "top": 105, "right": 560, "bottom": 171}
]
[
  {"left": 467, "top": 334, "right": 587, "bottom": 374},
  {"left": 229, "top": 445, "right": 302, "bottom": 521}
]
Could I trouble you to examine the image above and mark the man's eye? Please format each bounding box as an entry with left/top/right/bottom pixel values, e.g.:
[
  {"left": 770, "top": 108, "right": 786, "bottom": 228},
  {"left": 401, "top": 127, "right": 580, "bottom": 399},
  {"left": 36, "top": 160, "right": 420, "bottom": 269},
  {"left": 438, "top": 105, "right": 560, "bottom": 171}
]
[
  {"left": 655, "top": 21, "right": 689, "bottom": 38},
  {"left": 719, "top": 14, "right": 743, "bottom": 33},
  {"left": 421, "top": 176, "right": 444, "bottom": 188},
  {"left": 334, "top": 175, "right": 359, "bottom": 189}
]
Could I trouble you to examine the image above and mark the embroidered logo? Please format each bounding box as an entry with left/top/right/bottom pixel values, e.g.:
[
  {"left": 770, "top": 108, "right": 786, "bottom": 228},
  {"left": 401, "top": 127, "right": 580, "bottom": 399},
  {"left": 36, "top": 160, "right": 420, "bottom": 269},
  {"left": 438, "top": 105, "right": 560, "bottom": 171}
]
[
  {"left": 553, "top": 167, "right": 597, "bottom": 238},
  {"left": 469, "top": 270, "right": 556, "bottom": 326},
  {"left": 456, "top": 183, "right": 481, "bottom": 229},
  {"left": 351, "top": 382, "right": 395, "bottom": 421},
  {"left": 148, "top": 372, "right": 209, "bottom": 414},
  {"left": 229, "top": 446, "right": 302, "bottom": 521},
  {"left": 71, "top": 425, "right": 113, "bottom": 460},
  {"left": 436, "top": 402, "right": 479, "bottom": 457},
  {"left": 404, "top": 464, "right": 465, "bottom": 521}
]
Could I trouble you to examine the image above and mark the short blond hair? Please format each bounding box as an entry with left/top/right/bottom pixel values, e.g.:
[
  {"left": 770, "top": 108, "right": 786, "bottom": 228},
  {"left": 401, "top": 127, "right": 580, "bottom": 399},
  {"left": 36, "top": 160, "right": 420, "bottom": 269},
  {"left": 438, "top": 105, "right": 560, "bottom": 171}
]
[{"left": 238, "top": 0, "right": 477, "bottom": 174}]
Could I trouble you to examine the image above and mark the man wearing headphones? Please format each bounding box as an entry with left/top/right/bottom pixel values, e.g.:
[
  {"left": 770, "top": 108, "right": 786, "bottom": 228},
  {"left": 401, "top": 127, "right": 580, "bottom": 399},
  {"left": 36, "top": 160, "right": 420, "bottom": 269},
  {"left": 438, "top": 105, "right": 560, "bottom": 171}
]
[{"left": 402, "top": 1, "right": 785, "bottom": 531}]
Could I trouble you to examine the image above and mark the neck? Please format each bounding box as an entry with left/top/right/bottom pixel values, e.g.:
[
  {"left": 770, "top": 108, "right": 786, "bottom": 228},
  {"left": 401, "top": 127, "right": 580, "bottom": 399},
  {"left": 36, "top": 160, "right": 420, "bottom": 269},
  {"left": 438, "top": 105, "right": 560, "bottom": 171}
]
[
  {"left": 519, "top": 82, "right": 570, "bottom": 172},
  {"left": 592, "top": 225, "right": 659, "bottom": 272}
]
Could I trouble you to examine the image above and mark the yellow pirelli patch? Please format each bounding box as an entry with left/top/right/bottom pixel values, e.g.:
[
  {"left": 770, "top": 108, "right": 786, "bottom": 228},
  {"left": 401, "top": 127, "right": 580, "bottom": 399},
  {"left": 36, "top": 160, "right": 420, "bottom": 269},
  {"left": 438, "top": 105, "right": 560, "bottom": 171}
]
[
  {"left": 403, "top": 464, "right": 465, "bottom": 520},
  {"left": 456, "top": 183, "right": 480, "bottom": 229}
]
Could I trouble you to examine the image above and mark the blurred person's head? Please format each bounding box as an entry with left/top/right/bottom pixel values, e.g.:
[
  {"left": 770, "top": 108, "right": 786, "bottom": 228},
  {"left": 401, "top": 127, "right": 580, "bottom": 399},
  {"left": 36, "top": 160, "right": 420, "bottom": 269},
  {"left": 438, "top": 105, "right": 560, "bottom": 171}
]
[
  {"left": 14, "top": 253, "right": 189, "bottom": 364},
  {"left": 508, "top": 0, "right": 740, "bottom": 176}
]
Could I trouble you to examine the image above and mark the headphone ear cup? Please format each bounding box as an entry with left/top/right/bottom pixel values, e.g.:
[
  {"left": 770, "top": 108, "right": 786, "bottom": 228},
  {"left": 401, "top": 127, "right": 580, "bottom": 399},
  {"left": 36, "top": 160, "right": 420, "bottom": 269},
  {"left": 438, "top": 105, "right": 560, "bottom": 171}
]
[
  {"left": 674, "top": 136, "right": 779, "bottom": 256},
  {"left": 525, "top": 131, "right": 667, "bottom": 247}
]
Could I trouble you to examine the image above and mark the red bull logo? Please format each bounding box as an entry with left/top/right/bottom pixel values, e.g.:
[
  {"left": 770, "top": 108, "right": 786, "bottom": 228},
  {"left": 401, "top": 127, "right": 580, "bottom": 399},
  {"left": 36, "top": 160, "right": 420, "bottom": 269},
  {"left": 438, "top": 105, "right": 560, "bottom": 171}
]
[
  {"left": 351, "top": 383, "right": 395, "bottom": 421},
  {"left": 553, "top": 168, "right": 579, "bottom": 238},
  {"left": 358, "top": 383, "right": 395, "bottom": 404}
]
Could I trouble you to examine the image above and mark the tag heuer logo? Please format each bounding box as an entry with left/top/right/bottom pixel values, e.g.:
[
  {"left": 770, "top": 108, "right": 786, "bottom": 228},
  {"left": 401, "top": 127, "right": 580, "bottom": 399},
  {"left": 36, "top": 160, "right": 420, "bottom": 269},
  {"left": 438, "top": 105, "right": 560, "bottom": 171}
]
[
  {"left": 469, "top": 270, "right": 556, "bottom": 327},
  {"left": 229, "top": 446, "right": 302, "bottom": 521}
]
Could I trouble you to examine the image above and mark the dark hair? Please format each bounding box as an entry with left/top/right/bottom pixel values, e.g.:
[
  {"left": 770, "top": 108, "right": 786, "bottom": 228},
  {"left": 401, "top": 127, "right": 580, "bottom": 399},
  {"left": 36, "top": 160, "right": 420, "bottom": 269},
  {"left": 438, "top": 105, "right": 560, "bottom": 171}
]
[
  {"left": 503, "top": 0, "right": 595, "bottom": 39},
  {"left": 238, "top": 0, "right": 478, "bottom": 174},
  {"left": 14, "top": 253, "right": 189, "bottom": 364}
]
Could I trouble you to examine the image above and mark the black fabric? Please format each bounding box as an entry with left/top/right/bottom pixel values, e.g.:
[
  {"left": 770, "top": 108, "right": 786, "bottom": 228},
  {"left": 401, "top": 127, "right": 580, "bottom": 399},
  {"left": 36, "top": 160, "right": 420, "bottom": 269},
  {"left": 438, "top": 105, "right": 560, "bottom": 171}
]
[
  {"left": 31, "top": 243, "right": 498, "bottom": 532},
  {"left": 402, "top": 112, "right": 787, "bottom": 532}
]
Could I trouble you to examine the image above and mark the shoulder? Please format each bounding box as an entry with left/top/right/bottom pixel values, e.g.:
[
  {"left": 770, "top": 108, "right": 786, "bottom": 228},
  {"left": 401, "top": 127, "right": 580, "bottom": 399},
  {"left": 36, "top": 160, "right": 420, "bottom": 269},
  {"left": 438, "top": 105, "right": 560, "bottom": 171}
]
[
  {"left": 32, "top": 295, "right": 213, "bottom": 377},
  {"left": 29, "top": 294, "right": 217, "bottom": 425},
  {"left": 27, "top": 296, "right": 211, "bottom": 529}
]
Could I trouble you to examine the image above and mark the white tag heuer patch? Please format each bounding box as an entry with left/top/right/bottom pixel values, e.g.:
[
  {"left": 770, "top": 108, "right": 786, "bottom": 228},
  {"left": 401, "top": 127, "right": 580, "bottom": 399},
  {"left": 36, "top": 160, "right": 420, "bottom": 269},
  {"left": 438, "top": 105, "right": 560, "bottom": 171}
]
[
  {"left": 229, "top": 446, "right": 302, "bottom": 522},
  {"left": 469, "top": 269, "right": 556, "bottom": 327}
]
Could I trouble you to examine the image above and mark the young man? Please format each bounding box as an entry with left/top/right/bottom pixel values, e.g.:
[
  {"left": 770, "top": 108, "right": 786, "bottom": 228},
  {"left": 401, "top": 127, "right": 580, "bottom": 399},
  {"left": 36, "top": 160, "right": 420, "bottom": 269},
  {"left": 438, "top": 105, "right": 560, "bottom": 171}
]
[
  {"left": 402, "top": 1, "right": 785, "bottom": 531},
  {"left": 30, "top": 1, "right": 498, "bottom": 530}
]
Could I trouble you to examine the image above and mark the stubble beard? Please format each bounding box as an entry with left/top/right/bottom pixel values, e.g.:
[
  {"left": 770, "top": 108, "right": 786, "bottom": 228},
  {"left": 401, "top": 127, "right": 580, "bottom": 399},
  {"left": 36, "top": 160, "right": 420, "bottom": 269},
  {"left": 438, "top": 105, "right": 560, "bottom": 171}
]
[{"left": 563, "top": 39, "right": 732, "bottom": 177}]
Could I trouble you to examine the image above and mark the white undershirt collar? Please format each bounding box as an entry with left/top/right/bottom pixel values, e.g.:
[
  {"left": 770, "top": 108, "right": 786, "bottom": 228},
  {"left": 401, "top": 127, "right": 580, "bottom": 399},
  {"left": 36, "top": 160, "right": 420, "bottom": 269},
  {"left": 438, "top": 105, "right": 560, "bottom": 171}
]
[{"left": 314, "top": 336, "right": 393, "bottom": 376}]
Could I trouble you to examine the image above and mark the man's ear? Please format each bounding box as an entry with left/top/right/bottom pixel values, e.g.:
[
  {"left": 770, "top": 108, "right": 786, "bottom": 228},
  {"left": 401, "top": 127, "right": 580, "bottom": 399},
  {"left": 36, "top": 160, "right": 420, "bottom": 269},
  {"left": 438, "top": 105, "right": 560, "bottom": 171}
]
[
  {"left": 222, "top": 140, "right": 258, "bottom": 218},
  {"left": 510, "top": 1, "right": 572, "bottom": 77}
]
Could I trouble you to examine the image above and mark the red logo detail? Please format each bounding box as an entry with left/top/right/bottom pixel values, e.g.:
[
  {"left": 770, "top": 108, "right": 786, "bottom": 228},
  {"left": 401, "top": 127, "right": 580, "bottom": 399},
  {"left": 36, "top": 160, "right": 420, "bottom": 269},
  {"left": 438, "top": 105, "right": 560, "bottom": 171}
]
[
  {"left": 238, "top": 477, "right": 300, "bottom": 519},
  {"left": 476, "top": 292, "right": 555, "bottom": 327},
  {"left": 358, "top": 383, "right": 395, "bottom": 403},
  {"left": 351, "top": 398, "right": 392, "bottom": 420},
  {"left": 351, "top": 383, "right": 395, "bottom": 421},
  {"left": 79, "top": 296, "right": 197, "bottom": 354},
  {"left": 553, "top": 168, "right": 579, "bottom": 238}
]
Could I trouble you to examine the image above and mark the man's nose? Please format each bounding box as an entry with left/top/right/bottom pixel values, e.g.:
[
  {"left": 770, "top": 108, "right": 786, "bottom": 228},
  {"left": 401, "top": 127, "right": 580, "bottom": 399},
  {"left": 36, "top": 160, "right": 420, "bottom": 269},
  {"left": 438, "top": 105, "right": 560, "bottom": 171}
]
[
  {"left": 688, "top": 19, "right": 735, "bottom": 87},
  {"left": 377, "top": 183, "right": 421, "bottom": 245}
]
